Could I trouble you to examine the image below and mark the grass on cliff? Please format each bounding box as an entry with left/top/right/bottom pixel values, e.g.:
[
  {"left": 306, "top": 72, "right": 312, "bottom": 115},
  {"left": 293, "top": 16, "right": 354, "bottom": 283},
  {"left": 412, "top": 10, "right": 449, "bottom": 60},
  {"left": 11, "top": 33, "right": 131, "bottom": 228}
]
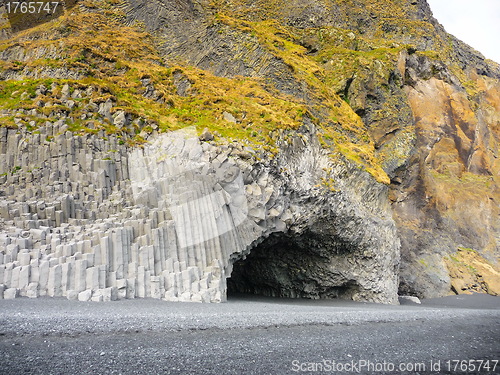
[
  {"left": 0, "top": 3, "right": 306, "bottom": 144},
  {"left": 0, "top": 0, "right": 392, "bottom": 184},
  {"left": 211, "top": 13, "right": 390, "bottom": 182}
]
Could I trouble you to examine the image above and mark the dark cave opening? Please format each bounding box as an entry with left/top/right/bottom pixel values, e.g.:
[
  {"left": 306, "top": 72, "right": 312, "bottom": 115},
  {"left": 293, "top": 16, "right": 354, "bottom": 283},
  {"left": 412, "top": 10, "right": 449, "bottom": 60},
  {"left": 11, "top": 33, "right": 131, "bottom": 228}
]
[{"left": 226, "top": 232, "right": 361, "bottom": 300}]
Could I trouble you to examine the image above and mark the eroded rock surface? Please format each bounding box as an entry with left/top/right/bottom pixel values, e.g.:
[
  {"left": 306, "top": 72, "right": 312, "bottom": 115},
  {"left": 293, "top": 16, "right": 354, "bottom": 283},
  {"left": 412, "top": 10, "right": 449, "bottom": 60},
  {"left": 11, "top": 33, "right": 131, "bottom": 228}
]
[
  {"left": 0, "top": 123, "right": 399, "bottom": 303},
  {"left": 0, "top": 0, "right": 498, "bottom": 302}
]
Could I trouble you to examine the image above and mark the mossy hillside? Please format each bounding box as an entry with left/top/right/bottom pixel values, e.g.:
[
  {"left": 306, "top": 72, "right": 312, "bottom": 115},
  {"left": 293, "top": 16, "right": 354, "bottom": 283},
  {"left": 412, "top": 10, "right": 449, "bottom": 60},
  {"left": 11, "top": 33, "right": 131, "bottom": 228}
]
[
  {"left": 0, "top": 3, "right": 159, "bottom": 73},
  {"left": 0, "top": 73, "right": 310, "bottom": 147},
  {"left": 213, "top": 13, "right": 390, "bottom": 183},
  {"left": 0, "top": 0, "right": 390, "bottom": 184},
  {"left": 210, "top": 0, "right": 406, "bottom": 26},
  {"left": 0, "top": 3, "right": 306, "bottom": 143},
  {"left": 295, "top": 27, "right": 417, "bottom": 178},
  {"left": 209, "top": 0, "right": 336, "bottom": 23},
  {"left": 2, "top": 0, "right": 486, "bottom": 187},
  {"left": 212, "top": 0, "right": 444, "bottom": 52},
  {"left": 317, "top": 45, "right": 402, "bottom": 95},
  {"left": 208, "top": 1, "right": 468, "bottom": 184},
  {"left": 210, "top": 0, "right": 478, "bottom": 115}
]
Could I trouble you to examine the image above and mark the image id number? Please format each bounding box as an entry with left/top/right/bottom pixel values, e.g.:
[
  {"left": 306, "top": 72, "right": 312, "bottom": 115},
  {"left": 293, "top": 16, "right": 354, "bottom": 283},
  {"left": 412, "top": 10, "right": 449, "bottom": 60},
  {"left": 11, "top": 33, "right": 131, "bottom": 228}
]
[{"left": 5, "top": 1, "right": 60, "bottom": 14}]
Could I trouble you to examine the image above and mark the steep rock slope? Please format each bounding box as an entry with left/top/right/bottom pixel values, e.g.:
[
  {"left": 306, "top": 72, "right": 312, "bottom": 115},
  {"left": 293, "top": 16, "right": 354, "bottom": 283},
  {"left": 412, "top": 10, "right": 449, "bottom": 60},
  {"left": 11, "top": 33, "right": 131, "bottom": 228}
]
[
  {"left": 121, "top": 0, "right": 500, "bottom": 297},
  {"left": 0, "top": 0, "right": 498, "bottom": 301},
  {"left": 0, "top": 97, "right": 399, "bottom": 303}
]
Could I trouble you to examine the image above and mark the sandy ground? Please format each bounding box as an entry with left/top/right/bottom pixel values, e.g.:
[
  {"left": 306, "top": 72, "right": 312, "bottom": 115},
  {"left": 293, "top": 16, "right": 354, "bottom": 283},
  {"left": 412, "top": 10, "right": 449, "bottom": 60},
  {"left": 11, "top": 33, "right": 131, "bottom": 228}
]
[{"left": 0, "top": 294, "right": 499, "bottom": 374}]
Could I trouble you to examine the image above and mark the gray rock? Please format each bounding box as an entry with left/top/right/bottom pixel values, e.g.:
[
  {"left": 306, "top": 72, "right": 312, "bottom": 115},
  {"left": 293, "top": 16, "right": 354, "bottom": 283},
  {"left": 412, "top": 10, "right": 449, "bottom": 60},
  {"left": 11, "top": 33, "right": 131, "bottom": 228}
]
[
  {"left": 78, "top": 289, "right": 92, "bottom": 302},
  {"left": 26, "top": 282, "right": 39, "bottom": 298},
  {"left": 173, "top": 71, "right": 192, "bottom": 97},
  {"left": 199, "top": 128, "right": 214, "bottom": 142},
  {"left": 4, "top": 288, "right": 19, "bottom": 299},
  {"left": 67, "top": 290, "right": 78, "bottom": 300},
  {"left": 113, "top": 111, "right": 127, "bottom": 128},
  {"left": 71, "top": 89, "right": 82, "bottom": 99},
  {"left": 98, "top": 99, "right": 113, "bottom": 120},
  {"left": 399, "top": 296, "right": 422, "bottom": 305},
  {"left": 60, "top": 84, "right": 70, "bottom": 100},
  {"left": 35, "top": 85, "right": 48, "bottom": 96},
  {"left": 223, "top": 111, "right": 237, "bottom": 123},
  {"left": 102, "top": 287, "right": 117, "bottom": 302}
]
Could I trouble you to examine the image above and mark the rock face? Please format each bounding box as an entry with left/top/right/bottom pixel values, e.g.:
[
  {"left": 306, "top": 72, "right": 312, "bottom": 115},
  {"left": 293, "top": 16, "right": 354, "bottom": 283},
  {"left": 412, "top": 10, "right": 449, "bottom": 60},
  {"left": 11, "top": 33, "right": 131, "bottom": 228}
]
[
  {"left": 0, "top": 0, "right": 498, "bottom": 302},
  {"left": 0, "top": 123, "right": 398, "bottom": 303},
  {"left": 120, "top": 0, "right": 500, "bottom": 298},
  {"left": 394, "top": 72, "right": 500, "bottom": 297}
]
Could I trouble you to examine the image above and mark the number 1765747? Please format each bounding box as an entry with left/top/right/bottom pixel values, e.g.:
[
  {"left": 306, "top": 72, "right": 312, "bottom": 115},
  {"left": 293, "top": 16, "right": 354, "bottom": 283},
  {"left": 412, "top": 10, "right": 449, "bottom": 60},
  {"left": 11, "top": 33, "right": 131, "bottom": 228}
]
[{"left": 5, "top": 1, "right": 60, "bottom": 14}]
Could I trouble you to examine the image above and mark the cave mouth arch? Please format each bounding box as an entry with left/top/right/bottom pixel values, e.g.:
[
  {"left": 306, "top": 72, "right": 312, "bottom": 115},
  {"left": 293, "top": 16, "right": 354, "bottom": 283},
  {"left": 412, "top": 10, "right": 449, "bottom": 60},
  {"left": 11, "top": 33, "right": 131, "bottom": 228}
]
[{"left": 226, "top": 232, "right": 361, "bottom": 300}]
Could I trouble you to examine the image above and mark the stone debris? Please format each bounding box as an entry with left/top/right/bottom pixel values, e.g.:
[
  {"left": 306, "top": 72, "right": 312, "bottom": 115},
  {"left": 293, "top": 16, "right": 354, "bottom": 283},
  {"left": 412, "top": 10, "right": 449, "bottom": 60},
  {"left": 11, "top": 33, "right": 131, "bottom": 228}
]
[
  {"left": 4, "top": 287, "right": 19, "bottom": 299},
  {"left": 199, "top": 128, "right": 214, "bottom": 142},
  {"left": 223, "top": 111, "right": 237, "bottom": 123},
  {"left": 398, "top": 295, "right": 421, "bottom": 304}
]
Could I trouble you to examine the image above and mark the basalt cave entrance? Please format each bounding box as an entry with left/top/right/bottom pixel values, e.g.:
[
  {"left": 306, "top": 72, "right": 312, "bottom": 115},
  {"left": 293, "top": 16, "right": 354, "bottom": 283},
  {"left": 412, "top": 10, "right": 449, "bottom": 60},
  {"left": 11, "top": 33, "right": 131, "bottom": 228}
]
[{"left": 226, "top": 232, "right": 361, "bottom": 300}]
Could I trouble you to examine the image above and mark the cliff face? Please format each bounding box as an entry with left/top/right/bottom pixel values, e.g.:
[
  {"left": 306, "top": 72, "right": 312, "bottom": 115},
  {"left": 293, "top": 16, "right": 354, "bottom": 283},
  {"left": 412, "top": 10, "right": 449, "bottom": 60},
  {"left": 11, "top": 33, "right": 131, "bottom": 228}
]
[
  {"left": 0, "top": 105, "right": 399, "bottom": 303},
  {"left": 0, "top": 0, "right": 498, "bottom": 301},
  {"left": 392, "top": 65, "right": 500, "bottom": 296}
]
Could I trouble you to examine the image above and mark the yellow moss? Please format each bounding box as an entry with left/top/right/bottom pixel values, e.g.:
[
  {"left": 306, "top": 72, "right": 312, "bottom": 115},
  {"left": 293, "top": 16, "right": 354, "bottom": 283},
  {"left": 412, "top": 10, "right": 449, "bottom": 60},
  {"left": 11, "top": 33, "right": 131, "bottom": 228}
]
[
  {"left": 214, "top": 12, "right": 389, "bottom": 183},
  {"left": 0, "top": 0, "right": 394, "bottom": 184}
]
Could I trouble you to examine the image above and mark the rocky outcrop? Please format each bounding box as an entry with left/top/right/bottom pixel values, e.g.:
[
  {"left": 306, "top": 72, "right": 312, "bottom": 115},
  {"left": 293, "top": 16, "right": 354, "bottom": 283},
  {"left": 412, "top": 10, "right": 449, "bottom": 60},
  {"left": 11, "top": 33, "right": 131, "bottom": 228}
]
[
  {"left": 392, "top": 66, "right": 500, "bottom": 297},
  {"left": 0, "top": 114, "right": 399, "bottom": 303},
  {"left": 120, "top": 0, "right": 500, "bottom": 298},
  {"left": 0, "top": 0, "right": 498, "bottom": 302}
]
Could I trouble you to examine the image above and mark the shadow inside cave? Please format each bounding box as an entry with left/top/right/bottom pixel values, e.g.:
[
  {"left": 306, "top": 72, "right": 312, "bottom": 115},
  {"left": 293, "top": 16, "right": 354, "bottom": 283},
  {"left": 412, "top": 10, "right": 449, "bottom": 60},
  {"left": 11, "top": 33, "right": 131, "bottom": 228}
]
[{"left": 226, "top": 232, "right": 360, "bottom": 301}]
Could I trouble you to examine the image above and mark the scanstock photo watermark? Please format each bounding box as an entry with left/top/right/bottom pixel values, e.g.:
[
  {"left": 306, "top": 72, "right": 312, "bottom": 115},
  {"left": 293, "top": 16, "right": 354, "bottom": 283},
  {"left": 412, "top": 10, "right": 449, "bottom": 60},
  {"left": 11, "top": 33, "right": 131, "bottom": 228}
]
[{"left": 291, "top": 359, "right": 499, "bottom": 373}]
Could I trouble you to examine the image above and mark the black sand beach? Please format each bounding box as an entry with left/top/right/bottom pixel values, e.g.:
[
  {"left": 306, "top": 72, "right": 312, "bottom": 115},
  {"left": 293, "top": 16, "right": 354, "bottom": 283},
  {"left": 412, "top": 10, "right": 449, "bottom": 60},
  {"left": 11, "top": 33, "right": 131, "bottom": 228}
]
[{"left": 0, "top": 294, "right": 499, "bottom": 374}]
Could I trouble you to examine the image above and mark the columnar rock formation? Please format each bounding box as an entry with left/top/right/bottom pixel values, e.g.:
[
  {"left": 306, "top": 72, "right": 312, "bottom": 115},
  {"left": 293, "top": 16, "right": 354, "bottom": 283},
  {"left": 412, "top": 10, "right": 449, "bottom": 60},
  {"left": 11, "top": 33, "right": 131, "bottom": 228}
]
[{"left": 0, "top": 121, "right": 399, "bottom": 303}]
